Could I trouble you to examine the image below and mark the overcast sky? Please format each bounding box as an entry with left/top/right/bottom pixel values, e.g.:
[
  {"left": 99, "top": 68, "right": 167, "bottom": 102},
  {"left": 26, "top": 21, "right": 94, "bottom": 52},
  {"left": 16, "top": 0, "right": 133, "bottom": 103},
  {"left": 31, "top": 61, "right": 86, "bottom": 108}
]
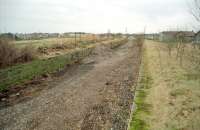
[{"left": 0, "top": 0, "right": 196, "bottom": 33}]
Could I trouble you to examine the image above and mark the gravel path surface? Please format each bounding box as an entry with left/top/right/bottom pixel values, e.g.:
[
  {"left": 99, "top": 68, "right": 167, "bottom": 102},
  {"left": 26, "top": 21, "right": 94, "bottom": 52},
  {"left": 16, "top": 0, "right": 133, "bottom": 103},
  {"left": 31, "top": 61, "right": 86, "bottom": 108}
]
[{"left": 0, "top": 40, "right": 142, "bottom": 130}]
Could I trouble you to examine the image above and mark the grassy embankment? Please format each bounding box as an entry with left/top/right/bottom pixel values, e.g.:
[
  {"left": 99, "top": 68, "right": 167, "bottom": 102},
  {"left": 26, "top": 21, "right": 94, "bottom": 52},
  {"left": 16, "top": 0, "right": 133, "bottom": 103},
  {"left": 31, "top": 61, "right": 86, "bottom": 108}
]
[
  {"left": 129, "top": 40, "right": 200, "bottom": 130},
  {"left": 0, "top": 38, "right": 127, "bottom": 92}
]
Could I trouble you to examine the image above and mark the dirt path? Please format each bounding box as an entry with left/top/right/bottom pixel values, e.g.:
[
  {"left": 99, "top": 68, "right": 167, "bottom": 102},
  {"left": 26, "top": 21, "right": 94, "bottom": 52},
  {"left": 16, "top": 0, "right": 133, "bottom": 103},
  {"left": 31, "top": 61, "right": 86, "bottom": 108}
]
[{"left": 0, "top": 40, "right": 142, "bottom": 130}]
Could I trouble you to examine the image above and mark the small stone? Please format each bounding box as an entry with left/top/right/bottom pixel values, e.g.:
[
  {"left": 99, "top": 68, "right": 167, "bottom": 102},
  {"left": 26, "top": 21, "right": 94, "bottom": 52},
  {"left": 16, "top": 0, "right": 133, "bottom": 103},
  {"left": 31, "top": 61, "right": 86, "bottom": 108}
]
[
  {"left": 183, "top": 110, "right": 189, "bottom": 117},
  {"left": 105, "top": 82, "right": 112, "bottom": 85},
  {"left": 55, "top": 52, "right": 61, "bottom": 55},
  {"left": 10, "top": 94, "right": 16, "bottom": 98},
  {"left": 1, "top": 98, "right": 6, "bottom": 101},
  {"left": 124, "top": 76, "right": 129, "bottom": 81},
  {"left": 169, "top": 101, "right": 174, "bottom": 106},
  {"left": 42, "top": 73, "right": 50, "bottom": 78},
  {"left": 16, "top": 93, "right": 20, "bottom": 96}
]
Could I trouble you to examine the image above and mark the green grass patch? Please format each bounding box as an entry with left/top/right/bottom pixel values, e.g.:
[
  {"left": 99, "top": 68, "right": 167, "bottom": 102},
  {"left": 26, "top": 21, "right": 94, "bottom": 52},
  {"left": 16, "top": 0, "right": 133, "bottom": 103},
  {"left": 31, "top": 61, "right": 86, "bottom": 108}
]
[
  {"left": 0, "top": 47, "right": 94, "bottom": 91},
  {"left": 129, "top": 49, "right": 153, "bottom": 130}
]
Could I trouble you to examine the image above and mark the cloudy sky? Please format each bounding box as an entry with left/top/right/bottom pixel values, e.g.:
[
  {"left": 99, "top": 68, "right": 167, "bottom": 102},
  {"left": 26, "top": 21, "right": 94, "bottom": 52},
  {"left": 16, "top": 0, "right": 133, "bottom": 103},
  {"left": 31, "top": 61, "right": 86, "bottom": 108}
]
[{"left": 0, "top": 0, "right": 196, "bottom": 33}]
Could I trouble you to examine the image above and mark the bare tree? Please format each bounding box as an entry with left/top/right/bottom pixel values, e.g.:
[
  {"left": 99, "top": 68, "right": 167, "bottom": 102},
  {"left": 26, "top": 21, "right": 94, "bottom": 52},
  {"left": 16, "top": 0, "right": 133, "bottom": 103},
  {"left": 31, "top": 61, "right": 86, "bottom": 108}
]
[{"left": 190, "top": 0, "right": 200, "bottom": 23}]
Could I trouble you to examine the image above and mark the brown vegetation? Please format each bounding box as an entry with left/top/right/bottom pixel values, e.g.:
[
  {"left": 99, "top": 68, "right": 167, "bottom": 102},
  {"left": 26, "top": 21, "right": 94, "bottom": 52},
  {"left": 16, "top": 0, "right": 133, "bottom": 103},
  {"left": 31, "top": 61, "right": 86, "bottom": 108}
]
[
  {"left": 135, "top": 35, "right": 144, "bottom": 46},
  {"left": 0, "top": 38, "right": 18, "bottom": 68},
  {"left": 0, "top": 38, "right": 36, "bottom": 69}
]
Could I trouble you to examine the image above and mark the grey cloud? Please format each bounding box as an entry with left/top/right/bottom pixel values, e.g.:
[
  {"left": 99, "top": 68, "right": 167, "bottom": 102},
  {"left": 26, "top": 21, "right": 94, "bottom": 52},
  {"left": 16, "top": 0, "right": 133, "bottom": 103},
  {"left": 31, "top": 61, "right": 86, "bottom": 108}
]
[{"left": 0, "top": 0, "right": 195, "bottom": 33}]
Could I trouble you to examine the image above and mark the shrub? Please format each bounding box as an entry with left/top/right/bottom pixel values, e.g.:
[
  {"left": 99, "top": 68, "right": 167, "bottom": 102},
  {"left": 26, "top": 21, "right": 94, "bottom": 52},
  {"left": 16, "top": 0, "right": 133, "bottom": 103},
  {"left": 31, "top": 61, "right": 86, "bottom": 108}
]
[
  {"left": 135, "top": 35, "right": 144, "bottom": 47},
  {"left": 0, "top": 38, "right": 18, "bottom": 68},
  {"left": 17, "top": 46, "right": 37, "bottom": 63},
  {"left": 38, "top": 43, "right": 77, "bottom": 54},
  {"left": 0, "top": 38, "right": 36, "bottom": 69},
  {"left": 51, "top": 44, "right": 66, "bottom": 50}
]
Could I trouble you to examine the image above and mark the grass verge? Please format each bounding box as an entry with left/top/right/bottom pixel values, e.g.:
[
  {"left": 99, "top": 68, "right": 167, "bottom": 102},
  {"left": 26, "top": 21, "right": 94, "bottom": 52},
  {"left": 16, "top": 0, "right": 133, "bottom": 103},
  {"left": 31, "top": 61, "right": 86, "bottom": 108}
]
[{"left": 129, "top": 47, "right": 153, "bottom": 130}]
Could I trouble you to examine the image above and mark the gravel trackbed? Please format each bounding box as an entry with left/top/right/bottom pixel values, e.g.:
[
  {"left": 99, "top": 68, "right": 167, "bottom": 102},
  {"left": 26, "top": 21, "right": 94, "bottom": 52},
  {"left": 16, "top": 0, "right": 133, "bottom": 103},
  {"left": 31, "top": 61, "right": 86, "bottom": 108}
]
[{"left": 0, "top": 40, "right": 142, "bottom": 130}]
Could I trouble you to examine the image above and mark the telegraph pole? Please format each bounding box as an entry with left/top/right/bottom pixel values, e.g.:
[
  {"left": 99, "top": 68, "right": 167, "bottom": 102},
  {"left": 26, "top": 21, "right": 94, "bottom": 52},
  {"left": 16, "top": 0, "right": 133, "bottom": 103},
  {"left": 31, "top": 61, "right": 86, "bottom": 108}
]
[
  {"left": 107, "top": 29, "right": 111, "bottom": 39},
  {"left": 74, "top": 32, "right": 77, "bottom": 47},
  {"left": 144, "top": 26, "right": 147, "bottom": 40},
  {"left": 125, "top": 27, "right": 128, "bottom": 38}
]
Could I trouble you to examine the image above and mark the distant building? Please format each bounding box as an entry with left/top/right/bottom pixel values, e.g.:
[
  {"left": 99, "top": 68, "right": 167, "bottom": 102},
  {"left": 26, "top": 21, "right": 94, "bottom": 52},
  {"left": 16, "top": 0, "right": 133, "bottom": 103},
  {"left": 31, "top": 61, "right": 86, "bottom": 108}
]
[
  {"left": 159, "top": 31, "right": 195, "bottom": 42},
  {"left": 177, "top": 31, "right": 195, "bottom": 42},
  {"left": 15, "top": 33, "right": 60, "bottom": 40},
  {"left": 145, "top": 33, "right": 159, "bottom": 40},
  {"left": 48, "top": 33, "right": 59, "bottom": 38},
  {"left": 194, "top": 31, "right": 200, "bottom": 44},
  {"left": 159, "top": 31, "right": 179, "bottom": 42},
  {"left": 62, "top": 32, "right": 86, "bottom": 38}
]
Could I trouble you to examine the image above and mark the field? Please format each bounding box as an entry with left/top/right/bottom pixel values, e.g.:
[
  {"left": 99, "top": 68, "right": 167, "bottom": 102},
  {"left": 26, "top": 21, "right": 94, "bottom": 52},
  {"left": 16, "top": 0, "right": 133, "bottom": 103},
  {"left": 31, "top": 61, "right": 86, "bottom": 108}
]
[
  {"left": 1, "top": 37, "right": 200, "bottom": 130},
  {"left": 13, "top": 35, "right": 104, "bottom": 48}
]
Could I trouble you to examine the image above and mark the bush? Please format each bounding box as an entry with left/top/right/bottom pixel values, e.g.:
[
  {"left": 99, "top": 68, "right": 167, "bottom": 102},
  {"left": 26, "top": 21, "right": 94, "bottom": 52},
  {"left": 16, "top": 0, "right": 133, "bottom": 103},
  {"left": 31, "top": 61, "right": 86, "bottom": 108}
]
[
  {"left": 38, "top": 43, "right": 76, "bottom": 54},
  {"left": 51, "top": 44, "right": 66, "bottom": 50},
  {"left": 0, "top": 38, "right": 36, "bottom": 69},
  {"left": 135, "top": 35, "right": 144, "bottom": 47},
  {"left": 0, "top": 39, "right": 18, "bottom": 68},
  {"left": 17, "top": 46, "right": 37, "bottom": 63}
]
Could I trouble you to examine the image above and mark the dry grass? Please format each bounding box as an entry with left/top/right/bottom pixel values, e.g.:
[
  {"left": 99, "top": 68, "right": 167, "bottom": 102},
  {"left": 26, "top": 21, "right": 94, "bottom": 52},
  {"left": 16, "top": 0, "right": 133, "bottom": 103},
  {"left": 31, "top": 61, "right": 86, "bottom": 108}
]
[
  {"left": 0, "top": 38, "right": 18, "bottom": 68},
  {"left": 0, "top": 38, "right": 36, "bottom": 69},
  {"left": 148, "top": 40, "right": 200, "bottom": 130},
  {"left": 17, "top": 46, "right": 37, "bottom": 63},
  {"left": 130, "top": 40, "right": 200, "bottom": 130},
  {"left": 13, "top": 35, "right": 107, "bottom": 49}
]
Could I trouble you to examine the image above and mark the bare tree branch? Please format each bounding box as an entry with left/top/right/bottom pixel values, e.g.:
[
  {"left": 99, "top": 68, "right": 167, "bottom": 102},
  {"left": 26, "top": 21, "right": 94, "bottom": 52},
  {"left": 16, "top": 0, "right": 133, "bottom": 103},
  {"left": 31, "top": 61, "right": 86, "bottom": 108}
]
[{"left": 190, "top": 0, "right": 200, "bottom": 22}]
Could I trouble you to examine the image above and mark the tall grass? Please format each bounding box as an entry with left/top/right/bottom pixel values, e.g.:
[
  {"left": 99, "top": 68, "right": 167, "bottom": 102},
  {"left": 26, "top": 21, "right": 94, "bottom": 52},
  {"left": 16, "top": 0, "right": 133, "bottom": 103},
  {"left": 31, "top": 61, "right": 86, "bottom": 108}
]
[
  {"left": 0, "top": 38, "right": 36, "bottom": 69},
  {"left": 0, "top": 38, "right": 18, "bottom": 68}
]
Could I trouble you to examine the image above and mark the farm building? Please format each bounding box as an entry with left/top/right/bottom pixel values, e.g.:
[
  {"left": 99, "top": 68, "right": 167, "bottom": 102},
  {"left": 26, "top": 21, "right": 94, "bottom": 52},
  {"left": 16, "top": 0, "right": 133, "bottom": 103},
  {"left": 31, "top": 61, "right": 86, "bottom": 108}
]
[
  {"left": 48, "top": 33, "right": 59, "bottom": 38},
  {"left": 179, "top": 31, "right": 195, "bottom": 42},
  {"left": 159, "top": 31, "right": 195, "bottom": 42},
  {"left": 15, "top": 33, "right": 49, "bottom": 40},
  {"left": 159, "top": 31, "right": 177, "bottom": 42},
  {"left": 145, "top": 33, "right": 159, "bottom": 40},
  {"left": 194, "top": 31, "right": 200, "bottom": 44}
]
